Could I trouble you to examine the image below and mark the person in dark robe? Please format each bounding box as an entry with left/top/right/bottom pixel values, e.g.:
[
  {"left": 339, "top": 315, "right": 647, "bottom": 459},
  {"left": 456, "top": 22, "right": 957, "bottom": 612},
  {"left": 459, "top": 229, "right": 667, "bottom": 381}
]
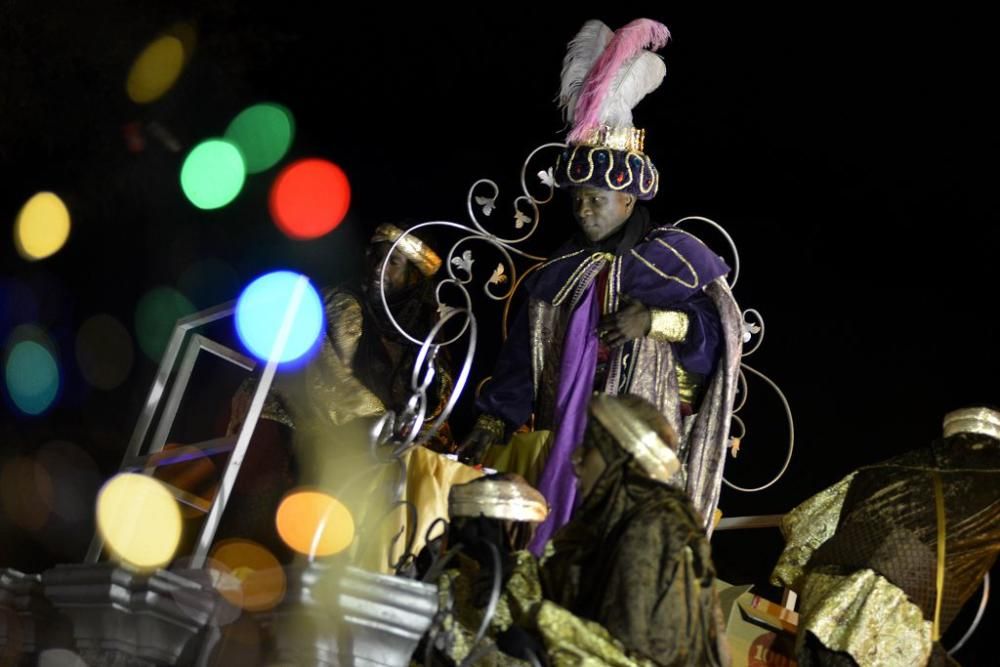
[{"left": 771, "top": 406, "right": 1000, "bottom": 667}]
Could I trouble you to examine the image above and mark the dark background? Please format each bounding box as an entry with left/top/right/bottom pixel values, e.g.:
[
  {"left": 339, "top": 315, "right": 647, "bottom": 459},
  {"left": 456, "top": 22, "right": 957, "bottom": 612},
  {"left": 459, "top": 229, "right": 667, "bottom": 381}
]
[{"left": 2, "top": 2, "right": 997, "bottom": 661}]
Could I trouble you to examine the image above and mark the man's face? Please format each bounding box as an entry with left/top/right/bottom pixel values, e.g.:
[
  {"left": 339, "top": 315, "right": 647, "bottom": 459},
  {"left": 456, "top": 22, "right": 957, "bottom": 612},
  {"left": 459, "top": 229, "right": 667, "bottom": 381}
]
[
  {"left": 571, "top": 442, "right": 607, "bottom": 501},
  {"left": 365, "top": 242, "right": 416, "bottom": 297},
  {"left": 571, "top": 187, "right": 635, "bottom": 243}
]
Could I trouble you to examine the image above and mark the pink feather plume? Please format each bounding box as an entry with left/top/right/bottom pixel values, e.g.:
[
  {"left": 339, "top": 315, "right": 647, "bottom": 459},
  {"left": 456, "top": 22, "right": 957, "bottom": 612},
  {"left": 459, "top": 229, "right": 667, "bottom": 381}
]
[{"left": 567, "top": 18, "right": 670, "bottom": 143}]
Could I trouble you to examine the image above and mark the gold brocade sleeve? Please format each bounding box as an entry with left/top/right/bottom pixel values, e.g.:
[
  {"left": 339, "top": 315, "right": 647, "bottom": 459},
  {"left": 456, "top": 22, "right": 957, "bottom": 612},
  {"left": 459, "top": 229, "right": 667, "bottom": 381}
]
[
  {"left": 433, "top": 562, "right": 531, "bottom": 667},
  {"left": 532, "top": 601, "right": 657, "bottom": 667},
  {"left": 796, "top": 568, "right": 933, "bottom": 666},
  {"left": 492, "top": 550, "right": 545, "bottom": 631},
  {"left": 646, "top": 309, "right": 689, "bottom": 342},
  {"left": 304, "top": 290, "right": 385, "bottom": 426},
  {"left": 770, "top": 472, "right": 856, "bottom": 590}
]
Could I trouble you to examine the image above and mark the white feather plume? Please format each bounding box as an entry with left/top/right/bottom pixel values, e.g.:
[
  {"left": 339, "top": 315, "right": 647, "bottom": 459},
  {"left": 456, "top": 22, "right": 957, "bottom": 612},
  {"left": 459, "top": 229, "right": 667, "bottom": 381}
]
[
  {"left": 598, "top": 51, "right": 666, "bottom": 129},
  {"left": 558, "top": 20, "right": 614, "bottom": 124}
]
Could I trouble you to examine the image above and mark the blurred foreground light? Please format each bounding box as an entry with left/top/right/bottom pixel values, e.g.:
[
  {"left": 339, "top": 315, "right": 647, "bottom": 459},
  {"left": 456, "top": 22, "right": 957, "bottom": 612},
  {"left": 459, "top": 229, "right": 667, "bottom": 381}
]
[
  {"left": 37, "top": 441, "right": 101, "bottom": 524},
  {"left": 126, "top": 35, "right": 185, "bottom": 103},
  {"left": 225, "top": 103, "right": 295, "bottom": 174},
  {"left": 76, "top": 314, "right": 134, "bottom": 390},
  {"left": 0, "top": 457, "right": 54, "bottom": 531},
  {"left": 97, "top": 473, "right": 182, "bottom": 569},
  {"left": 180, "top": 139, "right": 246, "bottom": 210},
  {"left": 153, "top": 443, "right": 219, "bottom": 520},
  {"left": 170, "top": 555, "right": 243, "bottom": 625},
  {"left": 4, "top": 325, "right": 60, "bottom": 416},
  {"left": 134, "top": 287, "right": 195, "bottom": 362},
  {"left": 211, "top": 539, "right": 286, "bottom": 612},
  {"left": 14, "top": 192, "right": 71, "bottom": 261},
  {"left": 235, "top": 271, "right": 323, "bottom": 363},
  {"left": 269, "top": 158, "right": 350, "bottom": 239},
  {"left": 276, "top": 490, "right": 355, "bottom": 557}
]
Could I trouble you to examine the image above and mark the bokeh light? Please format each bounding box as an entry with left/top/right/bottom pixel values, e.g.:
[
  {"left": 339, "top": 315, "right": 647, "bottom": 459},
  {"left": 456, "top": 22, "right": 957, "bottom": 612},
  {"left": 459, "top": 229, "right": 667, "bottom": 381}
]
[
  {"left": 276, "top": 490, "right": 355, "bottom": 557},
  {"left": 76, "top": 314, "right": 134, "bottom": 390},
  {"left": 14, "top": 192, "right": 71, "bottom": 261},
  {"left": 269, "top": 158, "right": 351, "bottom": 239},
  {"left": 126, "top": 35, "right": 185, "bottom": 103},
  {"left": 178, "top": 258, "right": 241, "bottom": 309},
  {"left": 225, "top": 103, "right": 295, "bottom": 174},
  {"left": 169, "top": 555, "right": 243, "bottom": 626},
  {"left": 134, "top": 287, "right": 195, "bottom": 362},
  {"left": 4, "top": 325, "right": 60, "bottom": 416},
  {"left": 36, "top": 441, "right": 101, "bottom": 523},
  {"left": 235, "top": 271, "right": 323, "bottom": 363},
  {"left": 153, "top": 444, "right": 219, "bottom": 520},
  {"left": 210, "top": 539, "right": 286, "bottom": 612},
  {"left": 96, "top": 473, "right": 182, "bottom": 569},
  {"left": 180, "top": 139, "right": 246, "bottom": 210},
  {"left": 0, "top": 457, "right": 54, "bottom": 531}
]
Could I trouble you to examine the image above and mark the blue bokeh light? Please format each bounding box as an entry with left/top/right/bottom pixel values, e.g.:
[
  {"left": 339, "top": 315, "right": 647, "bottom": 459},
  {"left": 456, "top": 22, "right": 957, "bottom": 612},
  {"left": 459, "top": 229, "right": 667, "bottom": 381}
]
[{"left": 235, "top": 271, "right": 324, "bottom": 363}]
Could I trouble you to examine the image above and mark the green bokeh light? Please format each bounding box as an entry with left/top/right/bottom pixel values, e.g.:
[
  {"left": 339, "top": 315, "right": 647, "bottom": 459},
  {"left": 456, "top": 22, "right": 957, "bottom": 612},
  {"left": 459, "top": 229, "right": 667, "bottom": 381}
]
[
  {"left": 180, "top": 139, "right": 246, "bottom": 209},
  {"left": 225, "top": 103, "right": 295, "bottom": 174},
  {"left": 134, "top": 287, "right": 195, "bottom": 361}
]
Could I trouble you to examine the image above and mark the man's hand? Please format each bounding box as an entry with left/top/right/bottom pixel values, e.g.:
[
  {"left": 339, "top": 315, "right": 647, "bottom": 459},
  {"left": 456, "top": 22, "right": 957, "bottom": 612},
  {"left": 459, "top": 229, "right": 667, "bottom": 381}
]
[{"left": 597, "top": 296, "right": 651, "bottom": 346}]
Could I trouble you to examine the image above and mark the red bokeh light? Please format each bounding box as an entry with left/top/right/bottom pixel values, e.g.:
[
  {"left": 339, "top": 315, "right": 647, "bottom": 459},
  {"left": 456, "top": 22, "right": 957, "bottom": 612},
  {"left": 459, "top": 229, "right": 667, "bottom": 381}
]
[{"left": 269, "top": 158, "right": 350, "bottom": 239}]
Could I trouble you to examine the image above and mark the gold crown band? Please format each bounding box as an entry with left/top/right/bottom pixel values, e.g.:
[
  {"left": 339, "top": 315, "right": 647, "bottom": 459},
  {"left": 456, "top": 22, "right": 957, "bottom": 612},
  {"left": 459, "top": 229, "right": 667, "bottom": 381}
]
[
  {"left": 942, "top": 407, "right": 1000, "bottom": 441},
  {"left": 590, "top": 394, "right": 679, "bottom": 483},
  {"left": 370, "top": 224, "right": 442, "bottom": 277},
  {"left": 579, "top": 124, "right": 647, "bottom": 153}
]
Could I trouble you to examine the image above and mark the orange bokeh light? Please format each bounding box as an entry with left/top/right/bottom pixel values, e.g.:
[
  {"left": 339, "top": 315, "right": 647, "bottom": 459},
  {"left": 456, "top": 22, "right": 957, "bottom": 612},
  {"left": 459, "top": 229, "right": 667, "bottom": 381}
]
[
  {"left": 210, "top": 539, "right": 286, "bottom": 612},
  {"left": 275, "top": 489, "right": 355, "bottom": 557}
]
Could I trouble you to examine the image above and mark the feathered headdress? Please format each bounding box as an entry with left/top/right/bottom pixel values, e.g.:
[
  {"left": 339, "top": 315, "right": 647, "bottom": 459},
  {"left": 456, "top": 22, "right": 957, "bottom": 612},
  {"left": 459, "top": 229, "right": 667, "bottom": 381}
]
[{"left": 554, "top": 19, "right": 670, "bottom": 200}]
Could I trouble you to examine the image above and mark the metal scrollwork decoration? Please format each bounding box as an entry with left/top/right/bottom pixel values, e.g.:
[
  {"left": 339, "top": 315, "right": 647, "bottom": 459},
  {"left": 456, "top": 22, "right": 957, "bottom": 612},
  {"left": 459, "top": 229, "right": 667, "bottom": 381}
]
[
  {"left": 672, "top": 216, "right": 796, "bottom": 493},
  {"left": 308, "top": 144, "right": 566, "bottom": 662}
]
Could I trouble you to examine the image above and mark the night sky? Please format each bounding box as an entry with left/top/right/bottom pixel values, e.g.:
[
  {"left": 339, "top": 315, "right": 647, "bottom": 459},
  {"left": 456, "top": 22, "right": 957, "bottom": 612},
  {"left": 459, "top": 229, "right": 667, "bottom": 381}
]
[{"left": 2, "top": 2, "right": 998, "bottom": 660}]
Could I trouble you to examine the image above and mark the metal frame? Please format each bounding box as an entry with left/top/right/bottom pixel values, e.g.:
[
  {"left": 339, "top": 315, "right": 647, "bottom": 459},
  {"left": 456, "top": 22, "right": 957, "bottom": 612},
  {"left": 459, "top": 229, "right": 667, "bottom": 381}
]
[{"left": 84, "top": 295, "right": 305, "bottom": 566}]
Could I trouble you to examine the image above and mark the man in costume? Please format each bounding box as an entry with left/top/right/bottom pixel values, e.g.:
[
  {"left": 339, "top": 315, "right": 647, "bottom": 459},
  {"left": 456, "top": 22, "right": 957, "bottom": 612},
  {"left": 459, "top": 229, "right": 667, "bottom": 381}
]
[
  {"left": 425, "top": 474, "right": 549, "bottom": 666},
  {"left": 771, "top": 407, "right": 1000, "bottom": 666},
  {"left": 222, "top": 222, "right": 480, "bottom": 569},
  {"left": 435, "top": 395, "right": 729, "bottom": 666},
  {"left": 462, "top": 18, "right": 743, "bottom": 548},
  {"left": 228, "top": 221, "right": 453, "bottom": 448}
]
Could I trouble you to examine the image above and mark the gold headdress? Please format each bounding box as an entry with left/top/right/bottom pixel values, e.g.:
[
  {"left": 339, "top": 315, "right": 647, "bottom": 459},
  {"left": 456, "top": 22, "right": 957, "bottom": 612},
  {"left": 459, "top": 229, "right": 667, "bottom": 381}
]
[
  {"left": 369, "top": 223, "right": 442, "bottom": 277},
  {"left": 942, "top": 407, "right": 1000, "bottom": 441},
  {"left": 448, "top": 474, "right": 548, "bottom": 524},
  {"left": 590, "top": 393, "right": 680, "bottom": 483}
]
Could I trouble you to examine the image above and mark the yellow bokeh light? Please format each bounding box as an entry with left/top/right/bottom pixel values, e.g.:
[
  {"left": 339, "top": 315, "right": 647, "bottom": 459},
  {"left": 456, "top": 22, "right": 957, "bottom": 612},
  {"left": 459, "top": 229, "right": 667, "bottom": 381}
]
[
  {"left": 126, "top": 35, "right": 185, "bottom": 104},
  {"left": 275, "top": 490, "right": 355, "bottom": 557},
  {"left": 14, "top": 192, "right": 71, "bottom": 261},
  {"left": 96, "top": 473, "right": 181, "bottom": 569},
  {"left": 211, "top": 539, "right": 286, "bottom": 612}
]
